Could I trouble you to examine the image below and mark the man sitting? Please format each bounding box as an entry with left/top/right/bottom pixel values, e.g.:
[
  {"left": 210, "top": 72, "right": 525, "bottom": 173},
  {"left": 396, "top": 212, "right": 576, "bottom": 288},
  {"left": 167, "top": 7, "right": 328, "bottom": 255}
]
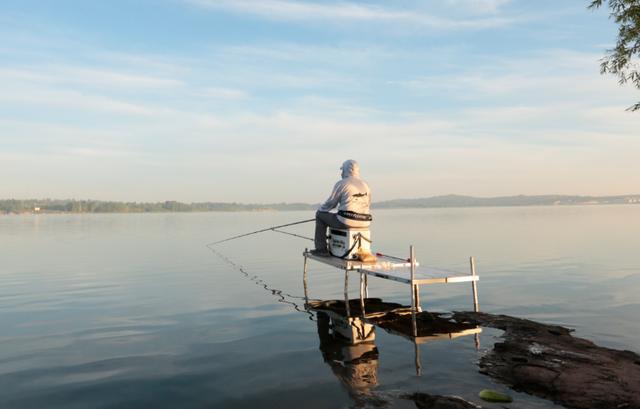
[{"left": 312, "top": 159, "right": 372, "bottom": 256}]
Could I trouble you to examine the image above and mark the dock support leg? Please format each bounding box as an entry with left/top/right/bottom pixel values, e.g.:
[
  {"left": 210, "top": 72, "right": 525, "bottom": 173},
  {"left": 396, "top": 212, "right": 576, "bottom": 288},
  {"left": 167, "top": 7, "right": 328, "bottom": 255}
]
[
  {"left": 303, "top": 250, "right": 309, "bottom": 306},
  {"left": 410, "top": 245, "right": 418, "bottom": 338},
  {"left": 359, "top": 271, "right": 366, "bottom": 318},
  {"left": 344, "top": 269, "right": 351, "bottom": 317},
  {"left": 470, "top": 256, "right": 479, "bottom": 312},
  {"left": 364, "top": 273, "right": 369, "bottom": 298}
]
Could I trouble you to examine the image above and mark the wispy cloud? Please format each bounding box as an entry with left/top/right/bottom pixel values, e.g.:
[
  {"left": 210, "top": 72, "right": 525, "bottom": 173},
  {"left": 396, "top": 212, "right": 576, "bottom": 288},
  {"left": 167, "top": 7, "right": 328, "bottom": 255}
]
[
  {"left": 444, "top": 0, "right": 511, "bottom": 14},
  {"left": 0, "top": 84, "right": 159, "bottom": 116},
  {"left": 57, "top": 147, "right": 137, "bottom": 158},
  {"left": 185, "top": 0, "right": 515, "bottom": 29},
  {"left": 52, "top": 66, "right": 184, "bottom": 88},
  {"left": 201, "top": 87, "right": 249, "bottom": 100},
  {"left": 391, "top": 49, "right": 636, "bottom": 107},
  {"left": 0, "top": 66, "right": 184, "bottom": 89}
]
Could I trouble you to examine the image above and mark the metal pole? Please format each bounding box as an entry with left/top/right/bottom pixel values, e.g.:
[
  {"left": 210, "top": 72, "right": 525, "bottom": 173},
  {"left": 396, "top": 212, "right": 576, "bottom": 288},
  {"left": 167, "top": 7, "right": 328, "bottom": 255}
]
[
  {"left": 414, "top": 284, "right": 421, "bottom": 313},
  {"left": 303, "top": 249, "right": 309, "bottom": 305},
  {"left": 344, "top": 269, "right": 351, "bottom": 317},
  {"left": 364, "top": 273, "right": 369, "bottom": 298},
  {"left": 470, "top": 256, "right": 479, "bottom": 312},
  {"left": 359, "top": 271, "right": 366, "bottom": 318},
  {"left": 410, "top": 246, "right": 422, "bottom": 376},
  {"left": 410, "top": 245, "right": 417, "bottom": 338}
]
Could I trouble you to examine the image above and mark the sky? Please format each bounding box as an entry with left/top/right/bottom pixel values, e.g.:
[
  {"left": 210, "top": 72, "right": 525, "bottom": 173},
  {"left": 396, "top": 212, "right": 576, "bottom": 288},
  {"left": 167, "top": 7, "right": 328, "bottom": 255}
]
[{"left": 1, "top": 0, "right": 638, "bottom": 203}]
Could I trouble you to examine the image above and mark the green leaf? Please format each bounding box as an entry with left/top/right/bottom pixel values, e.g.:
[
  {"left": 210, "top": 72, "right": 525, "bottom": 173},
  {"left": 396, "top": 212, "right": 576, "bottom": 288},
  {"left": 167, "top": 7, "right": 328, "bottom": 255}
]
[{"left": 478, "top": 389, "right": 513, "bottom": 403}]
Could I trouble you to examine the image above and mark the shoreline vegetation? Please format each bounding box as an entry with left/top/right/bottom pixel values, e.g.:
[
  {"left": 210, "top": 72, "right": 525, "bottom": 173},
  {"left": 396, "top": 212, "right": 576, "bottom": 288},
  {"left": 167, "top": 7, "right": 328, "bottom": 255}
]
[{"left": 2, "top": 194, "right": 639, "bottom": 214}]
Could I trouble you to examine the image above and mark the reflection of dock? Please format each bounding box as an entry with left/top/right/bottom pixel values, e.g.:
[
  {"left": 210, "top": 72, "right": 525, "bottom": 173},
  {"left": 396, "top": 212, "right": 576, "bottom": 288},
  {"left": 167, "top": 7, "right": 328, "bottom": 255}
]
[
  {"left": 386, "top": 325, "right": 482, "bottom": 344},
  {"left": 308, "top": 299, "right": 482, "bottom": 376},
  {"left": 308, "top": 299, "right": 482, "bottom": 343}
]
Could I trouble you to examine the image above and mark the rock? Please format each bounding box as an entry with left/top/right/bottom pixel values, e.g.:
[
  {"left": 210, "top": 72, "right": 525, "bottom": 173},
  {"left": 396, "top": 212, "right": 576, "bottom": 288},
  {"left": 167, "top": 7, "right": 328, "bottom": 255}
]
[{"left": 453, "top": 311, "right": 640, "bottom": 409}]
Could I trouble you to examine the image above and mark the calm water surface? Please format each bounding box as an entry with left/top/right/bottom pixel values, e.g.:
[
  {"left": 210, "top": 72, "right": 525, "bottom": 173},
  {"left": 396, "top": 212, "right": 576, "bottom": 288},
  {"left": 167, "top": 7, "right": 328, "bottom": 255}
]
[{"left": 1, "top": 206, "right": 639, "bottom": 408}]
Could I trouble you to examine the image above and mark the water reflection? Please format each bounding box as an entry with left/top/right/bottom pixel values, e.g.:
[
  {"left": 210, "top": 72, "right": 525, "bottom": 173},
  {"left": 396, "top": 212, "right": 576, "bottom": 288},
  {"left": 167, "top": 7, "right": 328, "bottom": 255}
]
[
  {"left": 309, "top": 298, "right": 481, "bottom": 379},
  {"left": 210, "top": 241, "right": 483, "bottom": 406},
  {"left": 316, "top": 311, "right": 386, "bottom": 409},
  {"left": 317, "top": 312, "right": 379, "bottom": 393},
  {"left": 312, "top": 302, "right": 486, "bottom": 408}
]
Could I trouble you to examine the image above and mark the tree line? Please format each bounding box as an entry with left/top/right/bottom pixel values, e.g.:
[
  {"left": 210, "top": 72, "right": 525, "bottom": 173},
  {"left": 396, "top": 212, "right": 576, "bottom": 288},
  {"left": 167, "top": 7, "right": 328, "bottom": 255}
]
[{"left": 0, "top": 199, "right": 315, "bottom": 214}]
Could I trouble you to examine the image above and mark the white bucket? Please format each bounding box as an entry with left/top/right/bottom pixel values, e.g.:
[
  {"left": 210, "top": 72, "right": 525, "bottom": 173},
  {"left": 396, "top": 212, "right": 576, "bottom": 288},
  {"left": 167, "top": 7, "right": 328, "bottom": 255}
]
[{"left": 328, "top": 228, "right": 371, "bottom": 259}]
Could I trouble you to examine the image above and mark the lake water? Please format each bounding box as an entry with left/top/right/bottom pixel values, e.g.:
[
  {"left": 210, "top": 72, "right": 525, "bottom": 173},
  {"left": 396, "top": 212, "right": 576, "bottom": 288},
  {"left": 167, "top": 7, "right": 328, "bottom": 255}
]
[{"left": 1, "top": 206, "right": 639, "bottom": 408}]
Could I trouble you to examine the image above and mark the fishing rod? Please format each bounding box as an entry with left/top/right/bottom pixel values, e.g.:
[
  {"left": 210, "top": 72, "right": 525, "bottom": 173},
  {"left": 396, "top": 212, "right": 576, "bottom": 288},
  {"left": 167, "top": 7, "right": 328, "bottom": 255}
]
[
  {"left": 375, "top": 252, "right": 410, "bottom": 262},
  {"left": 271, "top": 229, "right": 314, "bottom": 241},
  {"left": 207, "top": 218, "right": 315, "bottom": 246}
]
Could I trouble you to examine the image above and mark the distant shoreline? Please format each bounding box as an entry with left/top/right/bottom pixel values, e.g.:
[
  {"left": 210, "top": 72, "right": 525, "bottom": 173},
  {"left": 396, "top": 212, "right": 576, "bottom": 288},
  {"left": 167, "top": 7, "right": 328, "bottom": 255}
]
[{"left": 2, "top": 194, "right": 639, "bottom": 215}]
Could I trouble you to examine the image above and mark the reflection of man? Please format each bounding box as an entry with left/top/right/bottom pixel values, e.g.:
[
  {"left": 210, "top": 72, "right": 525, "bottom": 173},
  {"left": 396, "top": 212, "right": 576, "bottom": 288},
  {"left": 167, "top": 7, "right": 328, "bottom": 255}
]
[
  {"left": 316, "top": 312, "right": 379, "bottom": 395},
  {"left": 312, "top": 159, "right": 372, "bottom": 256}
]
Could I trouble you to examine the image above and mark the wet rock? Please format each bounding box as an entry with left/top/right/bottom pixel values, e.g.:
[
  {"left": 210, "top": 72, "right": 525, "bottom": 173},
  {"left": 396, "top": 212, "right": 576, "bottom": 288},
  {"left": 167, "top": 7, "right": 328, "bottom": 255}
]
[
  {"left": 453, "top": 311, "right": 640, "bottom": 409},
  {"left": 372, "top": 310, "right": 478, "bottom": 337},
  {"left": 307, "top": 298, "right": 404, "bottom": 317}
]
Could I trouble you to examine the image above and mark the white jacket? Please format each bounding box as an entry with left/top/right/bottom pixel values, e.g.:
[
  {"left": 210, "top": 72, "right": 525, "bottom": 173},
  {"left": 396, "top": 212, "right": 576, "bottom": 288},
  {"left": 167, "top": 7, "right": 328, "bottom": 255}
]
[{"left": 318, "top": 160, "right": 371, "bottom": 227}]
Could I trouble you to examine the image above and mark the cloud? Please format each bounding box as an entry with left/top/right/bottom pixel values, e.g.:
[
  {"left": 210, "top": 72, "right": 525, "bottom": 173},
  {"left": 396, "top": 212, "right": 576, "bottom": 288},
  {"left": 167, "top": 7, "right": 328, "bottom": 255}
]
[
  {"left": 52, "top": 66, "right": 184, "bottom": 88},
  {"left": 0, "top": 29, "right": 636, "bottom": 201},
  {"left": 0, "top": 84, "right": 159, "bottom": 116},
  {"left": 219, "top": 43, "right": 392, "bottom": 65},
  {"left": 57, "top": 147, "right": 137, "bottom": 158},
  {"left": 0, "top": 62, "right": 188, "bottom": 118},
  {"left": 444, "top": 0, "right": 511, "bottom": 14},
  {"left": 391, "top": 49, "right": 637, "bottom": 108},
  {"left": 0, "top": 66, "right": 184, "bottom": 89},
  {"left": 201, "top": 87, "right": 249, "bottom": 100},
  {"left": 185, "top": 0, "right": 515, "bottom": 29},
  {"left": 3, "top": 98, "right": 639, "bottom": 202}
]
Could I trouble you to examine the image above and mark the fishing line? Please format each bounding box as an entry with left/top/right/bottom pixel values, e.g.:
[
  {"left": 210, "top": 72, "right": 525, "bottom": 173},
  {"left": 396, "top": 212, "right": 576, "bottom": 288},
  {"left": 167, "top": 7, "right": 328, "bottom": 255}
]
[
  {"left": 206, "top": 217, "right": 316, "bottom": 320},
  {"left": 207, "top": 246, "right": 316, "bottom": 321}
]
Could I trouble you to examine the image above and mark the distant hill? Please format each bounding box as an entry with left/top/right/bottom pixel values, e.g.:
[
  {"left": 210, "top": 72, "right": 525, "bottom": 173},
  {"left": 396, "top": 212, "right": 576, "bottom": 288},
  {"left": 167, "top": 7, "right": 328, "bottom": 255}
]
[
  {"left": 1, "top": 195, "right": 639, "bottom": 214},
  {"left": 373, "top": 194, "right": 640, "bottom": 209}
]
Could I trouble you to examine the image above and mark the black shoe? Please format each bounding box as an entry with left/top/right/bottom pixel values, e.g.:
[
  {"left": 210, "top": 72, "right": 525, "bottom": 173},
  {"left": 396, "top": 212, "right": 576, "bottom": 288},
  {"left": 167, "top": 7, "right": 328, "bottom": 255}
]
[{"left": 310, "top": 249, "right": 331, "bottom": 257}]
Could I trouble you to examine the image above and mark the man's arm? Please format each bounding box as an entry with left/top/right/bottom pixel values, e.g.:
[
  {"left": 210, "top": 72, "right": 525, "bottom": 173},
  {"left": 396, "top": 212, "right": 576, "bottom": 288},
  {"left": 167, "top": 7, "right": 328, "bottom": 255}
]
[{"left": 318, "top": 181, "right": 342, "bottom": 212}]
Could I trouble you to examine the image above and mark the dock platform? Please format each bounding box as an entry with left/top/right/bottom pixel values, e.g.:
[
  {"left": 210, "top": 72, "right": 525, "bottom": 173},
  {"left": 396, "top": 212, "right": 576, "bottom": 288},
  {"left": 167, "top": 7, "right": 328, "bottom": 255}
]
[{"left": 303, "top": 246, "right": 480, "bottom": 322}]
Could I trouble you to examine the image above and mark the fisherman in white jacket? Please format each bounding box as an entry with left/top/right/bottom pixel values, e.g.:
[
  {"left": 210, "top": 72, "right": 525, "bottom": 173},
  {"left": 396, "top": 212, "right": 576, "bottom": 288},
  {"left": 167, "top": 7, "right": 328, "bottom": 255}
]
[{"left": 312, "top": 159, "right": 372, "bottom": 256}]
